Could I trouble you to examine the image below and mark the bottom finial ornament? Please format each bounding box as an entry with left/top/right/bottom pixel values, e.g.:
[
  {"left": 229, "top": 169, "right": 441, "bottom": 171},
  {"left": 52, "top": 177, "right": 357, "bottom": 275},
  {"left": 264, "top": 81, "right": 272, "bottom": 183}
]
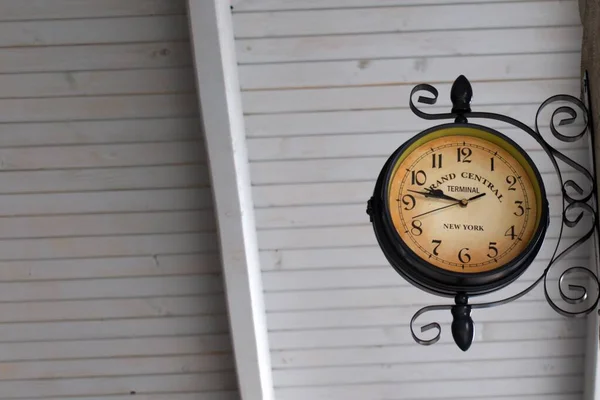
[{"left": 451, "top": 294, "right": 473, "bottom": 351}]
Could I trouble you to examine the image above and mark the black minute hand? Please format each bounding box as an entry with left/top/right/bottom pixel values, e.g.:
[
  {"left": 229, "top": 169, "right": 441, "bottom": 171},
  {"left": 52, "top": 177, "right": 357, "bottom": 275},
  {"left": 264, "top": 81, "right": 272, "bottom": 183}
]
[
  {"left": 412, "top": 201, "right": 461, "bottom": 219},
  {"left": 411, "top": 192, "right": 487, "bottom": 219}
]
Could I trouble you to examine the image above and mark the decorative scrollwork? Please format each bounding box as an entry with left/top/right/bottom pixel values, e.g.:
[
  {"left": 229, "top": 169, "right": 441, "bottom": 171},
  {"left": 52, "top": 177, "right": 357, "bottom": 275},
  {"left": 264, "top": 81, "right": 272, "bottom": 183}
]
[
  {"left": 409, "top": 84, "right": 454, "bottom": 121},
  {"left": 410, "top": 304, "right": 451, "bottom": 346},
  {"left": 407, "top": 73, "right": 600, "bottom": 348}
]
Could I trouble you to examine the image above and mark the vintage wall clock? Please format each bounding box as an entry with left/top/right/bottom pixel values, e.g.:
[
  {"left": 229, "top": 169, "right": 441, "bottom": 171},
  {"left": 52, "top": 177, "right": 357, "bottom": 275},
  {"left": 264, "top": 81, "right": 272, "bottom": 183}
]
[{"left": 367, "top": 75, "right": 600, "bottom": 351}]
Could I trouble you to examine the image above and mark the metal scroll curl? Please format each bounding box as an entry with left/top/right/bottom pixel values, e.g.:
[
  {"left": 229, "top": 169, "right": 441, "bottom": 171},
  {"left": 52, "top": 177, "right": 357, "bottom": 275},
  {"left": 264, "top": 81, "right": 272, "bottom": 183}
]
[{"left": 409, "top": 75, "right": 600, "bottom": 347}]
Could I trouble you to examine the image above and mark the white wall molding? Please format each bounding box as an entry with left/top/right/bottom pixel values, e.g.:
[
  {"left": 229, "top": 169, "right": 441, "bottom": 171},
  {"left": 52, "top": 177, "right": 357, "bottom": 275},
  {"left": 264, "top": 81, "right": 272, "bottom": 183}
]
[{"left": 186, "top": 2, "right": 274, "bottom": 399}]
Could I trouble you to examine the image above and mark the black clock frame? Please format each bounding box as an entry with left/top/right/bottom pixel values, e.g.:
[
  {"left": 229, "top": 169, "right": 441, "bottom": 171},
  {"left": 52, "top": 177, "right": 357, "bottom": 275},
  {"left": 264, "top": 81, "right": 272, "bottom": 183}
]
[
  {"left": 368, "top": 123, "right": 550, "bottom": 297},
  {"left": 366, "top": 74, "right": 600, "bottom": 351}
]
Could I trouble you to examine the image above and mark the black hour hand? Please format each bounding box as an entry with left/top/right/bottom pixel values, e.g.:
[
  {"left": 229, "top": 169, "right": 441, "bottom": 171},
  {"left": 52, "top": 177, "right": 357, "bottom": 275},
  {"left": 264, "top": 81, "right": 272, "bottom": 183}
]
[
  {"left": 408, "top": 188, "right": 460, "bottom": 202},
  {"left": 426, "top": 188, "right": 460, "bottom": 201}
]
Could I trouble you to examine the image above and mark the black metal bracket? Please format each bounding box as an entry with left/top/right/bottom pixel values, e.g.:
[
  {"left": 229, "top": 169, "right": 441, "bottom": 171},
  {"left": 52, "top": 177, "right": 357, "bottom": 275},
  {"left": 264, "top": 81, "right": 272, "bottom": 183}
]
[{"left": 408, "top": 74, "right": 600, "bottom": 351}]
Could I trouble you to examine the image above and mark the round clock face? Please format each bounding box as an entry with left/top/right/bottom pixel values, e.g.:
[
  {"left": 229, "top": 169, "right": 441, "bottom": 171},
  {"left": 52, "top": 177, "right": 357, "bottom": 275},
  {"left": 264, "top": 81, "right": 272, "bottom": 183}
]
[{"left": 386, "top": 128, "right": 543, "bottom": 274}]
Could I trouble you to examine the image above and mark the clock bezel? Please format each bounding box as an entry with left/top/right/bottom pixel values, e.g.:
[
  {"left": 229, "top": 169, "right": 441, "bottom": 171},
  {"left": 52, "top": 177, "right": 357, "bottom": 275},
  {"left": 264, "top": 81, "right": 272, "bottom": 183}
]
[{"left": 369, "top": 123, "right": 550, "bottom": 296}]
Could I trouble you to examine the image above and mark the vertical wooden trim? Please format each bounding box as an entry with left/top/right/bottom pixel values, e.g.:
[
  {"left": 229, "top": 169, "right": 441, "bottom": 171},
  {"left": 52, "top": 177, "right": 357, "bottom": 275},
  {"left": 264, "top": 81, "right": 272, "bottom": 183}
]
[{"left": 186, "top": 2, "right": 274, "bottom": 399}]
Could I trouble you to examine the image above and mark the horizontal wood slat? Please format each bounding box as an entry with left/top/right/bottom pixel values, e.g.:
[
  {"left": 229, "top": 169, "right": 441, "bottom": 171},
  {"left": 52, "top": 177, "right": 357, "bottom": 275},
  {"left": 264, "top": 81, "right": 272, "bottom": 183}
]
[
  {"left": 0, "top": 253, "right": 221, "bottom": 281},
  {"left": 0, "top": 165, "right": 209, "bottom": 194},
  {"left": 0, "top": 316, "right": 229, "bottom": 343},
  {"left": 38, "top": 393, "right": 240, "bottom": 400},
  {"left": 0, "top": 354, "right": 235, "bottom": 380},
  {"left": 0, "top": 16, "right": 189, "bottom": 48},
  {"left": 273, "top": 357, "right": 584, "bottom": 387},
  {"left": 263, "top": 274, "right": 590, "bottom": 310},
  {"left": 0, "top": 233, "right": 218, "bottom": 260},
  {"left": 0, "top": 118, "right": 201, "bottom": 147},
  {"left": 0, "top": 42, "right": 192, "bottom": 74},
  {"left": 232, "top": 2, "right": 579, "bottom": 37},
  {"left": 269, "top": 319, "right": 585, "bottom": 349},
  {"left": 241, "top": 78, "right": 580, "bottom": 114},
  {"left": 270, "top": 338, "right": 584, "bottom": 368},
  {"left": 238, "top": 26, "right": 582, "bottom": 64},
  {"left": 239, "top": 53, "right": 579, "bottom": 89},
  {"left": 0, "top": 0, "right": 187, "bottom": 21},
  {"left": 0, "top": 68, "right": 196, "bottom": 99},
  {"left": 244, "top": 104, "right": 584, "bottom": 137},
  {"left": 0, "top": 372, "right": 238, "bottom": 398},
  {"left": 274, "top": 376, "right": 582, "bottom": 399},
  {"left": 0, "top": 188, "right": 213, "bottom": 217},
  {"left": 231, "top": 0, "right": 561, "bottom": 12},
  {"left": 0, "top": 94, "right": 198, "bottom": 122},
  {"left": 0, "top": 297, "right": 227, "bottom": 323},
  {"left": 0, "top": 141, "right": 204, "bottom": 170}
]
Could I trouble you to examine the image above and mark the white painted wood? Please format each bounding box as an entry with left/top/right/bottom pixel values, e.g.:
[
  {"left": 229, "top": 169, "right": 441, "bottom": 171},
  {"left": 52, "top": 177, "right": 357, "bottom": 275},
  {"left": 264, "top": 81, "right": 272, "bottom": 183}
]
[
  {"left": 269, "top": 320, "right": 586, "bottom": 349},
  {"left": 0, "top": 165, "right": 209, "bottom": 193},
  {"left": 0, "top": 42, "right": 192, "bottom": 74},
  {"left": 232, "top": 0, "right": 590, "bottom": 398},
  {"left": 38, "top": 394, "right": 239, "bottom": 400},
  {"left": 273, "top": 377, "right": 583, "bottom": 399},
  {"left": 0, "top": 316, "right": 227, "bottom": 342},
  {"left": 0, "top": 142, "right": 204, "bottom": 170},
  {"left": 242, "top": 79, "right": 580, "bottom": 114},
  {"left": 187, "top": 1, "right": 274, "bottom": 399},
  {"left": 0, "top": 68, "right": 196, "bottom": 98},
  {"left": 238, "top": 26, "right": 582, "bottom": 63},
  {"left": 0, "top": 0, "right": 186, "bottom": 20},
  {"left": 0, "top": 2, "right": 239, "bottom": 399},
  {"left": 0, "top": 354, "right": 235, "bottom": 380},
  {"left": 0, "top": 253, "right": 220, "bottom": 280},
  {"left": 0, "top": 94, "right": 197, "bottom": 122},
  {"left": 273, "top": 357, "right": 584, "bottom": 386},
  {"left": 271, "top": 338, "right": 585, "bottom": 367},
  {"left": 232, "top": 2, "right": 579, "bottom": 37},
  {"left": 239, "top": 53, "right": 579, "bottom": 89},
  {"left": 244, "top": 104, "right": 579, "bottom": 137},
  {"left": 0, "top": 118, "right": 200, "bottom": 147},
  {"left": 0, "top": 16, "right": 189, "bottom": 47},
  {"left": 0, "top": 188, "right": 213, "bottom": 216},
  {"left": 231, "top": 0, "right": 559, "bottom": 12}
]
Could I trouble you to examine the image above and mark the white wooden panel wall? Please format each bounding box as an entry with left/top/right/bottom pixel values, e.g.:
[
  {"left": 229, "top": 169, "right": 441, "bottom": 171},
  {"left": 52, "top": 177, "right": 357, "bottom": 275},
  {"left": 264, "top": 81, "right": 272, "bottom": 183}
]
[
  {"left": 231, "top": 0, "right": 589, "bottom": 399},
  {"left": 0, "top": 1, "right": 238, "bottom": 399}
]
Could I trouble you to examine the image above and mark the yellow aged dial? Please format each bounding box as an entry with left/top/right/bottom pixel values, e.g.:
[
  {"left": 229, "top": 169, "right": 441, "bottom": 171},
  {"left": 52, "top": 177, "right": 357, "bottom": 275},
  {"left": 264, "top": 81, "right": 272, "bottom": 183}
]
[{"left": 387, "top": 127, "right": 543, "bottom": 274}]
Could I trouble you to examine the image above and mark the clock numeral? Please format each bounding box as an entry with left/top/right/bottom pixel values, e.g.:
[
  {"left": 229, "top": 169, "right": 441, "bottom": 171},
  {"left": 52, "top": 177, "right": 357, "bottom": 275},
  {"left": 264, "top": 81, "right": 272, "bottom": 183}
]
[
  {"left": 487, "top": 242, "right": 498, "bottom": 258},
  {"left": 506, "top": 175, "right": 517, "bottom": 191},
  {"left": 431, "top": 239, "right": 442, "bottom": 256},
  {"left": 402, "top": 194, "right": 416, "bottom": 210},
  {"left": 457, "top": 147, "right": 472, "bottom": 163},
  {"left": 490, "top": 157, "right": 495, "bottom": 171},
  {"left": 514, "top": 200, "right": 525, "bottom": 216},
  {"left": 458, "top": 248, "right": 471, "bottom": 264},
  {"left": 411, "top": 170, "right": 427, "bottom": 186},
  {"left": 432, "top": 153, "right": 443, "bottom": 169},
  {"left": 411, "top": 220, "right": 423, "bottom": 236},
  {"left": 505, "top": 225, "right": 516, "bottom": 240}
]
